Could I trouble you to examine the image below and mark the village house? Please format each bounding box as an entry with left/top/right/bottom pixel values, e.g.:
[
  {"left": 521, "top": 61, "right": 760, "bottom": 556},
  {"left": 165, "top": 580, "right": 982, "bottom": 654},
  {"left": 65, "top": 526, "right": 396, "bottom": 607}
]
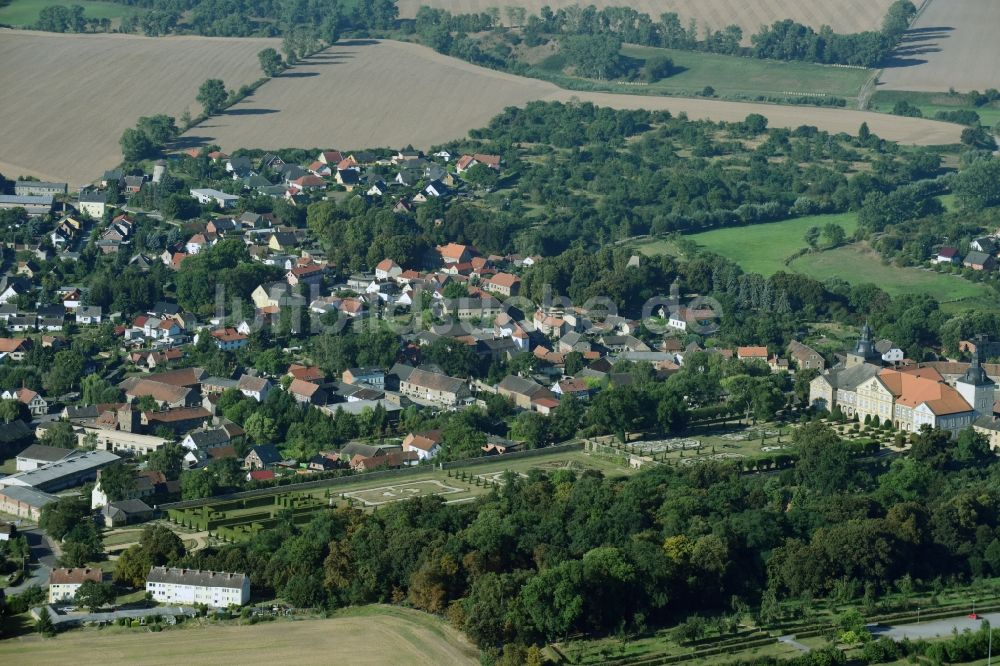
[
  {"left": 243, "top": 444, "right": 281, "bottom": 470},
  {"left": 934, "top": 246, "right": 959, "bottom": 264},
  {"left": 342, "top": 367, "right": 386, "bottom": 387},
  {"left": 375, "top": 259, "right": 403, "bottom": 281},
  {"left": 0, "top": 338, "right": 32, "bottom": 361},
  {"left": 498, "top": 375, "right": 557, "bottom": 411},
  {"left": 787, "top": 340, "right": 825, "bottom": 371},
  {"left": 102, "top": 499, "right": 154, "bottom": 528},
  {"left": 77, "top": 190, "right": 107, "bottom": 218},
  {"left": 287, "top": 378, "right": 326, "bottom": 405},
  {"left": 1, "top": 387, "right": 47, "bottom": 416},
  {"left": 456, "top": 153, "right": 501, "bottom": 174},
  {"left": 483, "top": 272, "right": 520, "bottom": 297},
  {"left": 141, "top": 406, "right": 212, "bottom": 435},
  {"left": 237, "top": 375, "right": 272, "bottom": 402},
  {"left": 190, "top": 188, "right": 239, "bottom": 209},
  {"left": 207, "top": 327, "right": 248, "bottom": 351},
  {"left": 146, "top": 567, "right": 250, "bottom": 608},
  {"left": 737, "top": 346, "right": 769, "bottom": 363},
  {"left": 400, "top": 368, "right": 470, "bottom": 406},
  {"left": 964, "top": 251, "right": 995, "bottom": 271},
  {"left": 49, "top": 567, "right": 103, "bottom": 603},
  {"left": 437, "top": 243, "right": 474, "bottom": 265},
  {"left": 402, "top": 429, "right": 443, "bottom": 461}
]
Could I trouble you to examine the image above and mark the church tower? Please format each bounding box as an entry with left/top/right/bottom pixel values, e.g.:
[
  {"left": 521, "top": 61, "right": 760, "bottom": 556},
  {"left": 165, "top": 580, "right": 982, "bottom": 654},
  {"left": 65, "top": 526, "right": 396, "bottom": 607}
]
[
  {"left": 846, "top": 320, "right": 879, "bottom": 368},
  {"left": 957, "top": 341, "right": 995, "bottom": 417}
]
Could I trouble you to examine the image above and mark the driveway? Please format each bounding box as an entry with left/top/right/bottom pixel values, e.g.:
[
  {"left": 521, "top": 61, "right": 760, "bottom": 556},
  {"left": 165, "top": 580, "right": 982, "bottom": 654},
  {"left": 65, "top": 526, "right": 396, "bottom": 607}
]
[
  {"left": 6, "top": 527, "right": 58, "bottom": 596},
  {"left": 870, "top": 611, "right": 1000, "bottom": 640}
]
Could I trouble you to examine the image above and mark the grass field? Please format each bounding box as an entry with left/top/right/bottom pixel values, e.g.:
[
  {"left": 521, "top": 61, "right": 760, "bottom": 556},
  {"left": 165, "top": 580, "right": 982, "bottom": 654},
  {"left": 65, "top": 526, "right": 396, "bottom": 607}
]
[
  {"left": 634, "top": 212, "right": 999, "bottom": 311},
  {"left": 0, "top": 30, "right": 278, "bottom": 185},
  {"left": 396, "top": 0, "right": 894, "bottom": 41},
  {"left": 635, "top": 213, "right": 859, "bottom": 276},
  {"left": 0, "top": 0, "right": 135, "bottom": 26},
  {"left": 878, "top": 0, "right": 1000, "bottom": 93},
  {"left": 0, "top": 606, "right": 479, "bottom": 665},
  {"left": 618, "top": 45, "right": 871, "bottom": 102},
  {"left": 870, "top": 90, "right": 1000, "bottom": 130},
  {"left": 787, "top": 243, "right": 997, "bottom": 309}
]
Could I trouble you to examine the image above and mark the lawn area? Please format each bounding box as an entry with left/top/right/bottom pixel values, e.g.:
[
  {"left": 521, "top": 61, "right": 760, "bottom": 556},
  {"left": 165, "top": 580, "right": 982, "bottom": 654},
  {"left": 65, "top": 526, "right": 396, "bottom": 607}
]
[
  {"left": 870, "top": 90, "right": 1000, "bottom": 130},
  {"left": 0, "top": 605, "right": 479, "bottom": 665},
  {"left": 635, "top": 213, "right": 859, "bottom": 277},
  {"left": 584, "top": 46, "right": 872, "bottom": 104},
  {"left": 102, "top": 530, "right": 144, "bottom": 548},
  {"left": 634, "top": 214, "right": 999, "bottom": 313},
  {"left": 788, "top": 243, "right": 998, "bottom": 309},
  {"left": 0, "top": 0, "right": 136, "bottom": 25}
]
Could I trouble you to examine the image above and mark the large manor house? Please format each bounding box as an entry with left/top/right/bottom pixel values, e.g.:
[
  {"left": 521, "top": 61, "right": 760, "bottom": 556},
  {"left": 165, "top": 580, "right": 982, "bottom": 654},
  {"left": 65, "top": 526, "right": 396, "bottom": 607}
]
[{"left": 810, "top": 324, "right": 996, "bottom": 437}]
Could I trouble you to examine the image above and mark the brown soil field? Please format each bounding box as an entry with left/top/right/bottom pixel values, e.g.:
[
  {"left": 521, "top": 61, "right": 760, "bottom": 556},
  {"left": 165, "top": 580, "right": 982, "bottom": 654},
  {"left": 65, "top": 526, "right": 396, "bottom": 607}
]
[
  {"left": 878, "top": 0, "right": 1000, "bottom": 92},
  {"left": 0, "top": 606, "right": 479, "bottom": 665},
  {"left": 396, "top": 0, "right": 894, "bottom": 42},
  {"left": 0, "top": 30, "right": 278, "bottom": 186},
  {"left": 193, "top": 39, "right": 961, "bottom": 153}
]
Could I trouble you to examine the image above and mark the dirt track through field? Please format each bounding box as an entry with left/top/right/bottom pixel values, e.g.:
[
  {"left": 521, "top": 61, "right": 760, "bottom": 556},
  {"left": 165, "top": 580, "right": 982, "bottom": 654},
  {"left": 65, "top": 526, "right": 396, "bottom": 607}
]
[
  {"left": 396, "top": 0, "right": 894, "bottom": 42},
  {"left": 0, "top": 30, "right": 278, "bottom": 186},
  {"left": 193, "top": 39, "right": 961, "bottom": 153},
  {"left": 878, "top": 0, "right": 1000, "bottom": 92}
]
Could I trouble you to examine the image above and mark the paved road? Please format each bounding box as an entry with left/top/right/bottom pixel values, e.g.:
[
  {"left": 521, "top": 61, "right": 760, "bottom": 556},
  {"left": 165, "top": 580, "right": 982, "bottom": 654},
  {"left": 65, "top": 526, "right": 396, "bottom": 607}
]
[
  {"left": 778, "top": 635, "right": 811, "bottom": 653},
  {"left": 870, "top": 611, "right": 1000, "bottom": 640},
  {"left": 6, "top": 527, "right": 58, "bottom": 596}
]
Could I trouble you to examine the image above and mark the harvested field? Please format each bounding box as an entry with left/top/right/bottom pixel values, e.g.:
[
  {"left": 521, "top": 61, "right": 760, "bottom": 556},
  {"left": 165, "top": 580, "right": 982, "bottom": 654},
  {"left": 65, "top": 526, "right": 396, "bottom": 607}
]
[
  {"left": 396, "top": 0, "right": 894, "bottom": 43},
  {"left": 0, "top": 30, "right": 278, "bottom": 186},
  {"left": 192, "top": 39, "right": 961, "bottom": 154},
  {"left": 0, "top": 606, "right": 479, "bottom": 665},
  {"left": 191, "top": 39, "right": 558, "bottom": 154},
  {"left": 556, "top": 90, "right": 960, "bottom": 145},
  {"left": 878, "top": 0, "right": 1000, "bottom": 92}
]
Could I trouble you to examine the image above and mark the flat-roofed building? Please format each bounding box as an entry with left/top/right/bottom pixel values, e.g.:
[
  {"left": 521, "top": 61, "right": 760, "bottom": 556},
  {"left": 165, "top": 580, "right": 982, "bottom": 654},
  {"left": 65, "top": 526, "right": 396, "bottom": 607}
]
[
  {"left": 15, "top": 444, "right": 77, "bottom": 472},
  {"left": 0, "top": 194, "right": 54, "bottom": 216},
  {"left": 0, "top": 449, "right": 120, "bottom": 492},
  {"left": 0, "top": 485, "right": 58, "bottom": 520}
]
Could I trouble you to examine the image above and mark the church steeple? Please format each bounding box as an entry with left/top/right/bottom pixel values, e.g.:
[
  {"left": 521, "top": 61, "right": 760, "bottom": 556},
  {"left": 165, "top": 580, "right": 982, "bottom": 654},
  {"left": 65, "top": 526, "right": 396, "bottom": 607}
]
[
  {"left": 957, "top": 336, "right": 995, "bottom": 417},
  {"left": 961, "top": 338, "right": 992, "bottom": 386},
  {"left": 846, "top": 319, "right": 878, "bottom": 367}
]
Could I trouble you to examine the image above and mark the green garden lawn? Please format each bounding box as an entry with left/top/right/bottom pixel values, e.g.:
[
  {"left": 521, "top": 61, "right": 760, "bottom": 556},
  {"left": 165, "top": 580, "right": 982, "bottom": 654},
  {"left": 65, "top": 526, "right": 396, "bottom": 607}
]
[
  {"left": 619, "top": 45, "right": 871, "bottom": 103},
  {"left": 788, "top": 244, "right": 996, "bottom": 308},
  {"left": 679, "top": 212, "right": 858, "bottom": 276}
]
